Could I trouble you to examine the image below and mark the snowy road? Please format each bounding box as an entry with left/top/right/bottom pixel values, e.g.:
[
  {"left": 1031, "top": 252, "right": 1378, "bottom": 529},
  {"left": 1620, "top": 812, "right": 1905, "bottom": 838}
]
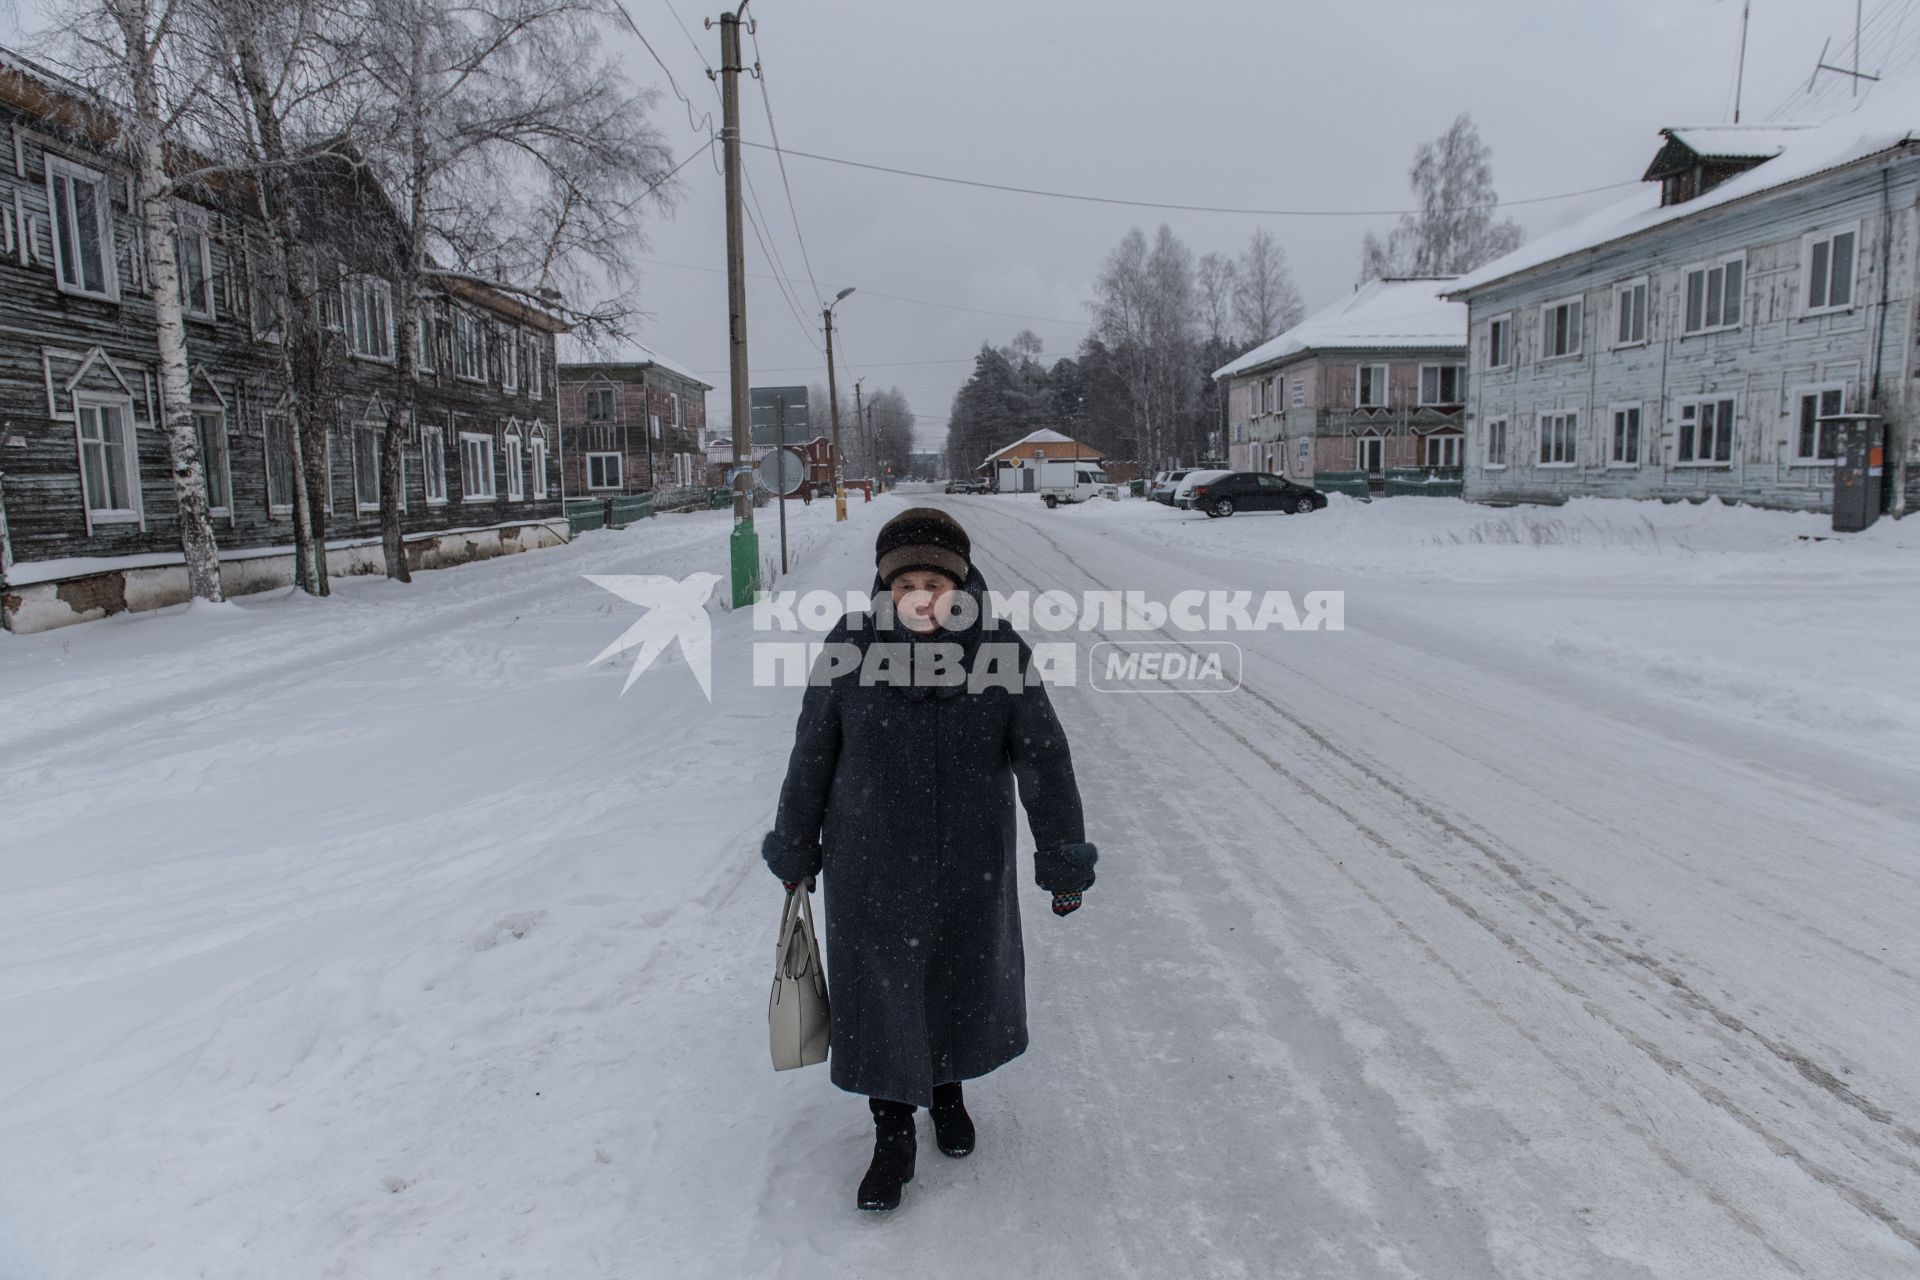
[{"left": 2, "top": 491, "right": 1917, "bottom": 1278}]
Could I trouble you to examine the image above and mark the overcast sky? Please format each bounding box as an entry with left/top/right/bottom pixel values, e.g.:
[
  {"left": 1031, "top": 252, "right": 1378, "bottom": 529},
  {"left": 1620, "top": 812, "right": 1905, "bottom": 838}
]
[{"left": 4, "top": 0, "right": 1909, "bottom": 449}]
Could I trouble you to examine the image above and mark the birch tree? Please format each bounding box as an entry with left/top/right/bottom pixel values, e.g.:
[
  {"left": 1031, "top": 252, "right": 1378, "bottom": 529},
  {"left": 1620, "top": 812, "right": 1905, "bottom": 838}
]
[
  {"left": 360, "top": 0, "right": 674, "bottom": 580},
  {"left": 1232, "top": 228, "right": 1303, "bottom": 345},
  {"left": 48, "top": 0, "right": 225, "bottom": 601},
  {"left": 1360, "top": 113, "right": 1525, "bottom": 282}
]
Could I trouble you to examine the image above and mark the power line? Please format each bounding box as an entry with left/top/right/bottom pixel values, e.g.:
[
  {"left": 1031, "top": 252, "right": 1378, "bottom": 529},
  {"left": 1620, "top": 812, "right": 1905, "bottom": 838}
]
[
  {"left": 611, "top": 0, "right": 716, "bottom": 139},
  {"left": 736, "top": 139, "right": 1644, "bottom": 218},
  {"left": 748, "top": 24, "right": 825, "bottom": 309}
]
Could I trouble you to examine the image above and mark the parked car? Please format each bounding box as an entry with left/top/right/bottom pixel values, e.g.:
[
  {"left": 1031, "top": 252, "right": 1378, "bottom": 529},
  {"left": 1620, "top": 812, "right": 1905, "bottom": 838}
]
[
  {"left": 943, "top": 478, "right": 988, "bottom": 494},
  {"left": 1188, "top": 471, "right": 1329, "bottom": 517},
  {"left": 1149, "top": 469, "right": 1196, "bottom": 505},
  {"left": 1171, "top": 469, "right": 1231, "bottom": 509}
]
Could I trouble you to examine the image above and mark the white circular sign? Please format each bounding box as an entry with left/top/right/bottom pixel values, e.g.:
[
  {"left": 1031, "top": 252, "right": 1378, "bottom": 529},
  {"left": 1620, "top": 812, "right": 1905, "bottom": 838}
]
[{"left": 758, "top": 447, "right": 808, "bottom": 495}]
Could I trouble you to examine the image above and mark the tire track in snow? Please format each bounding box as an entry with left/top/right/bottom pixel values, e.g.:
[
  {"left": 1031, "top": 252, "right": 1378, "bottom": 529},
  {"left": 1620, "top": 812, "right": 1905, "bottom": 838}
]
[{"left": 951, "top": 495, "right": 1920, "bottom": 1261}]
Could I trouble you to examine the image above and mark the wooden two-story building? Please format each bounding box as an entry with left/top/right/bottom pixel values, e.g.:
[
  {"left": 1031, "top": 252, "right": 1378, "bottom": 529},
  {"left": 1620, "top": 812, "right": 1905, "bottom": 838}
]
[
  {"left": 1213, "top": 278, "right": 1469, "bottom": 492},
  {"left": 556, "top": 347, "right": 710, "bottom": 497},
  {"left": 1447, "top": 100, "right": 1919, "bottom": 515},
  {"left": 0, "top": 48, "right": 570, "bottom": 633}
]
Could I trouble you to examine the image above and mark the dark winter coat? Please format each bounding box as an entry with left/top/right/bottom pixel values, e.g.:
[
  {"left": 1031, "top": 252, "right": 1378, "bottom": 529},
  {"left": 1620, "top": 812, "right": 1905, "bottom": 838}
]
[{"left": 762, "top": 565, "right": 1097, "bottom": 1107}]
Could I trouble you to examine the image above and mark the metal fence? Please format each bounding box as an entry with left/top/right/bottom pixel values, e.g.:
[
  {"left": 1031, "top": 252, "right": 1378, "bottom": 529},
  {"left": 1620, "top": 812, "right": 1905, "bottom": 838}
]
[{"left": 565, "top": 498, "right": 607, "bottom": 536}]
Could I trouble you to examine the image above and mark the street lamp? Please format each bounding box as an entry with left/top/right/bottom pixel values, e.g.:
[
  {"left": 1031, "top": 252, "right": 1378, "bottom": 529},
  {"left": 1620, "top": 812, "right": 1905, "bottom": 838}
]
[{"left": 824, "top": 287, "right": 856, "bottom": 521}]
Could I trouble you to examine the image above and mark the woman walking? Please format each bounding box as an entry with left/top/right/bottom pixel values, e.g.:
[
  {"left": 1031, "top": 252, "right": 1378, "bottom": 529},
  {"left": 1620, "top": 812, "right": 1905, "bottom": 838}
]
[{"left": 762, "top": 507, "right": 1098, "bottom": 1212}]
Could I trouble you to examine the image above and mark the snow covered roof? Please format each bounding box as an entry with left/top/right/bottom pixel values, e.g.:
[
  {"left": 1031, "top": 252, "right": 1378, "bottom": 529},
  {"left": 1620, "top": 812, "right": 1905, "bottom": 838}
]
[
  {"left": 978, "top": 428, "right": 1096, "bottom": 467},
  {"left": 1657, "top": 124, "right": 1814, "bottom": 163},
  {"left": 1211, "top": 278, "right": 1466, "bottom": 380},
  {"left": 558, "top": 338, "right": 711, "bottom": 389},
  {"left": 1451, "top": 82, "right": 1920, "bottom": 297}
]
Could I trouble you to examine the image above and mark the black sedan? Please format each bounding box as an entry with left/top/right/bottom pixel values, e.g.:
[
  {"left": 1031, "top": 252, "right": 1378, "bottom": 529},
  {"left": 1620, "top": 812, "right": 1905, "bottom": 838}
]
[{"left": 1189, "top": 471, "right": 1328, "bottom": 517}]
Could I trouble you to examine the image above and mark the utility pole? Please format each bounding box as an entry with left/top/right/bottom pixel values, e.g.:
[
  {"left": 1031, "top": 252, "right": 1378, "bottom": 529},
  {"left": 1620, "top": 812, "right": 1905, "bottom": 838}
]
[
  {"left": 865, "top": 402, "right": 878, "bottom": 492},
  {"left": 824, "top": 287, "right": 853, "bottom": 521},
  {"left": 712, "top": 3, "right": 757, "bottom": 605},
  {"left": 1733, "top": 0, "right": 1751, "bottom": 122}
]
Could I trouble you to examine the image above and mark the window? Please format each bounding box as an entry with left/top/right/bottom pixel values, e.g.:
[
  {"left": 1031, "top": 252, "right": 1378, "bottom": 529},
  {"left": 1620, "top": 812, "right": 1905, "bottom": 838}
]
[
  {"left": 1794, "top": 385, "right": 1847, "bottom": 463},
  {"left": 1540, "top": 297, "right": 1583, "bottom": 359},
  {"left": 1356, "top": 364, "right": 1388, "bottom": 408},
  {"left": 47, "top": 156, "right": 118, "bottom": 300},
  {"left": 1803, "top": 226, "right": 1858, "bottom": 314},
  {"left": 525, "top": 334, "right": 543, "bottom": 399},
  {"left": 423, "top": 424, "right": 448, "bottom": 504},
  {"left": 417, "top": 306, "right": 439, "bottom": 373},
  {"left": 248, "top": 241, "right": 282, "bottom": 341},
  {"left": 501, "top": 330, "right": 521, "bottom": 391},
  {"left": 1677, "top": 398, "right": 1736, "bottom": 465},
  {"left": 530, "top": 434, "right": 549, "bottom": 497},
  {"left": 1609, "top": 404, "right": 1642, "bottom": 467},
  {"left": 344, "top": 276, "right": 394, "bottom": 360},
  {"left": 1291, "top": 378, "right": 1304, "bottom": 408},
  {"left": 650, "top": 413, "right": 661, "bottom": 440},
  {"left": 671, "top": 392, "right": 682, "bottom": 429},
  {"left": 354, "top": 425, "right": 381, "bottom": 511},
  {"left": 587, "top": 452, "right": 623, "bottom": 489},
  {"left": 452, "top": 310, "right": 487, "bottom": 381},
  {"left": 1487, "top": 314, "right": 1512, "bottom": 369},
  {"left": 265, "top": 412, "right": 294, "bottom": 514},
  {"left": 1485, "top": 417, "right": 1509, "bottom": 468},
  {"left": 460, "top": 432, "right": 495, "bottom": 500},
  {"left": 1423, "top": 434, "right": 1462, "bottom": 468},
  {"left": 76, "top": 396, "right": 137, "bottom": 521},
  {"left": 1538, "top": 411, "right": 1578, "bottom": 466},
  {"left": 1683, "top": 255, "right": 1744, "bottom": 334},
  {"left": 586, "top": 387, "right": 616, "bottom": 421},
  {"left": 504, "top": 433, "right": 525, "bottom": 500},
  {"left": 1613, "top": 278, "right": 1648, "bottom": 346},
  {"left": 1419, "top": 364, "right": 1464, "bottom": 406},
  {"left": 194, "top": 408, "right": 230, "bottom": 512},
  {"left": 176, "top": 213, "right": 215, "bottom": 320}
]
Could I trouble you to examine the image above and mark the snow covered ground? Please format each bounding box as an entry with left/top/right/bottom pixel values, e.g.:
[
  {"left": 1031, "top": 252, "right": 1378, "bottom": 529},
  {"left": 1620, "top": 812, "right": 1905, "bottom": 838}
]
[{"left": 3, "top": 489, "right": 1917, "bottom": 1278}]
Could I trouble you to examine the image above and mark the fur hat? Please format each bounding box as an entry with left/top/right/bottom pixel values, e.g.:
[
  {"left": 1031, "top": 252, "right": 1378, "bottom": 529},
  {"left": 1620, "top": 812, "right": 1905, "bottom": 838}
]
[{"left": 875, "top": 507, "right": 971, "bottom": 586}]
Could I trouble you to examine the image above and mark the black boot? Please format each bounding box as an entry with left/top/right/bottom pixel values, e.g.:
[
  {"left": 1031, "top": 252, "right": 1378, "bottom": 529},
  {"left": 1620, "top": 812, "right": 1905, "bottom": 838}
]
[
  {"left": 857, "top": 1099, "right": 917, "bottom": 1211},
  {"left": 930, "top": 1081, "right": 975, "bottom": 1158}
]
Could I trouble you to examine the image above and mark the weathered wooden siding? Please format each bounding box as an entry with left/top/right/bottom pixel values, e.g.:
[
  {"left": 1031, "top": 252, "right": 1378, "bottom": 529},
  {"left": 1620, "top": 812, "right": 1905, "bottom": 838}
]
[
  {"left": 1227, "top": 350, "right": 1465, "bottom": 484},
  {"left": 1459, "top": 157, "right": 1919, "bottom": 513},
  {"left": 0, "top": 92, "right": 567, "bottom": 623},
  {"left": 556, "top": 362, "right": 710, "bottom": 497}
]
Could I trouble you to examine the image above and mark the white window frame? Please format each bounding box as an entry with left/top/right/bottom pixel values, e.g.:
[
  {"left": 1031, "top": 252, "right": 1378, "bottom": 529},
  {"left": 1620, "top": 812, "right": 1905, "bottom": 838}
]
[
  {"left": 422, "top": 423, "right": 449, "bottom": 505},
  {"left": 530, "top": 433, "right": 549, "bottom": 497},
  {"left": 1484, "top": 417, "right": 1509, "bottom": 469},
  {"left": 1486, "top": 313, "right": 1513, "bottom": 370},
  {"left": 264, "top": 412, "right": 295, "bottom": 515},
  {"left": 1537, "top": 411, "right": 1578, "bottom": 468},
  {"left": 1422, "top": 433, "right": 1462, "bottom": 468},
  {"left": 1291, "top": 377, "right": 1304, "bottom": 408},
  {"left": 343, "top": 275, "right": 395, "bottom": 362},
  {"left": 459, "top": 431, "right": 496, "bottom": 501},
  {"left": 75, "top": 392, "right": 140, "bottom": 526},
  {"left": 1682, "top": 254, "right": 1745, "bottom": 335},
  {"left": 1675, "top": 396, "right": 1737, "bottom": 466},
  {"left": 1801, "top": 223, "right": 1860, "bottom": 316},
  {"left": 416, "top": 306, "right": 438, "bottom": 374},
  {"left": 504, "top": 432, "right": 525, "bottom": 501},
  {"left": 45, "top": 154, "right": 120, "bottom": 302},
  {"left": 1612, "top": 277, "right": 1648, "bottom": 348},
  {"left": 1356, "top": 363, "right": 1389, "bottom": 409},
  {"left": 587, "top": 451, "right": 623, "bottom": 490},
  {"left": 353, "top": 423, "right": 383, "bottom": 511},
  {"left": 1418, "top": 363, "right": 1464, "bottom": 406},
  {"left": 1539, "top": 296, "right": 1584, "bottom": 360},
  {"left": 1791, "top": 383, "right": 1848, "bottom": 464},
  {"left": 501, "top": 329, "right": 521, "bottom": 392},
  {"left": 193, "top": 406, "right": 232, "bottom": 515},
  {"left": 585, "top": 386, "right": 616, "bottom": 422},
  {"left": 1607, "top": 402, "right": 1643, "bottom": 468},
  {"left": 452, "top": 310, "right": 487, "bottom": 382},
  {"left": 175, "top": 207, "right": 217, "bottom": 321}
]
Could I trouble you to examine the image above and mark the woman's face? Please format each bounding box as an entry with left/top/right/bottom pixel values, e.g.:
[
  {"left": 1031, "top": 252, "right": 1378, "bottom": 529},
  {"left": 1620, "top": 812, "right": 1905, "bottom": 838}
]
[{"left": 890, "top": 570, "right": 960, "bottom": 633}]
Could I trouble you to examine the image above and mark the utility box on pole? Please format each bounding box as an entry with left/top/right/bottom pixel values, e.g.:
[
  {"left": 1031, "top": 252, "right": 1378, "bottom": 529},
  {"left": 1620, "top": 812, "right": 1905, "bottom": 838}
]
[{"left": 1829, "top": 413, "right": 1885, "bottom": 533}]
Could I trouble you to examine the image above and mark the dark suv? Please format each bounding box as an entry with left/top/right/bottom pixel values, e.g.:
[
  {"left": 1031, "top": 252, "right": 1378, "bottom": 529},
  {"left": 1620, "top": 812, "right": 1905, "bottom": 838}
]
[{"left": 1189, "top": 472, "right": 1328, "bottom": 518}]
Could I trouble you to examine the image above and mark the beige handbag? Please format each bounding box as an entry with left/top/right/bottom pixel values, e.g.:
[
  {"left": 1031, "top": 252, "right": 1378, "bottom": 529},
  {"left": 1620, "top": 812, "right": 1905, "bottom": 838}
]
[{"left": 769, "top": 885, "right": 830, "bottom": 1070}]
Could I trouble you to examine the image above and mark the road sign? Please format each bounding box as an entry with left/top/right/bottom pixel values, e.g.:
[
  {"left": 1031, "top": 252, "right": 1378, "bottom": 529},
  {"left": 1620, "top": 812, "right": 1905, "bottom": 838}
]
[
  {"left": 758, "top": 447, "right": 808, "bottom": 496},
  {"left": 750, "top": 386, "right": 810, "bottom": 447}
]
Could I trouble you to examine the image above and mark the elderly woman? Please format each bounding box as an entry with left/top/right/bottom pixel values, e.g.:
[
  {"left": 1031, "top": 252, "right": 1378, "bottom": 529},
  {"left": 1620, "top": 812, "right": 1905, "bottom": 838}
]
[{"left": 762, "top": 506, "right": 1098, "bottom": 1212}]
